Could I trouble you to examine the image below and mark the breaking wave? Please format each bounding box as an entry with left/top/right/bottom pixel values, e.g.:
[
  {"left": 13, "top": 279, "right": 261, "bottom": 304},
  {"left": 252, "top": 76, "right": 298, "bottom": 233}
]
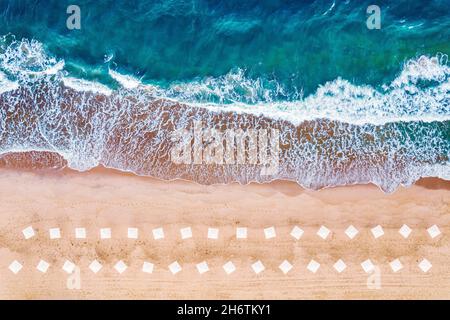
[{"left": 0, "top": 36, "right": 449, "bottom": 192}]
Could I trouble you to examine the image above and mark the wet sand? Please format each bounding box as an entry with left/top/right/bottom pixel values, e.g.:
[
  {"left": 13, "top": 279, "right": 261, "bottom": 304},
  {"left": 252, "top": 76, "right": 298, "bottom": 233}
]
[{"left": 0, "top": 168, "right": 449, "bottom": 299}]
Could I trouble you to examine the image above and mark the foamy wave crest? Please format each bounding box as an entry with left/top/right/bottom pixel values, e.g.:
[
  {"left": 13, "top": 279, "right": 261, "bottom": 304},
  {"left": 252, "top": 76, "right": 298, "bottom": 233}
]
[
  {"left": 150, "top": 68, "right": 301, "bottom": 104},
  {"left": 151, "top": 55, "right": 449, "bottom": 125},
  {"left": 0, "top": 71, "right": 19, "bottom": 94},
  {"left": 0, "top": 35, "right": 64, "bottom": 80},
  {"left": 62, "top": 77, "right": 113, "bottom": 96},
  {"left": 3, "top": 36, "right": 448, "bottom": 126},
  {"left": 109, "top": 69, "right": 141, "bottom": 90},
  {"left": 0, "top": 36, "right": 449, "bottom": 192}
]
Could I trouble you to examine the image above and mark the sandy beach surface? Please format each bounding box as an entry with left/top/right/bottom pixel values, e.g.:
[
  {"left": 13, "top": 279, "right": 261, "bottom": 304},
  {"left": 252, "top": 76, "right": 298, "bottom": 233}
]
[{"left": 0, "top": 168, "right": 449, "bottom": 299}]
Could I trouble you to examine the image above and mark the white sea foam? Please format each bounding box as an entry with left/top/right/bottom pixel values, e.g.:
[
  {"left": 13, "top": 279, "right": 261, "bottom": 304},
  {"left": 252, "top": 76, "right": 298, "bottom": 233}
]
[
  {"left": 109, "top": 69, "right": 141, "bottom": 89},
  {"left": 155, "top": 68, "right": 296, "bottom": 104},
  {"left": 0, "top": 36, "right": 64, "bottom": 80},
  {"left": 27, "top": 60, "right": 65, "bottom": 76},
  {"left": 146, "top": 56, "right": 449, "bottom": 125},
  {"left": 62, "top": 77, "right": 113, "bottom": 96},
  {"left": 1, "top": 37, "right": 448, "bottom": 125},
  {"left": 0, "top": 71, "right": 19, "bottom": 94},
  {"left": 184, "top": 73, "right": 450, "bottom": 126}
]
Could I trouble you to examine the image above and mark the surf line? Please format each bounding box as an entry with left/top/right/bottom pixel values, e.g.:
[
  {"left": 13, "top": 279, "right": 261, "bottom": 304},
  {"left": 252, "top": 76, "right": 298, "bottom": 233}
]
[{"left": 170, "top": 120, "right": 280, "bottom": 176}]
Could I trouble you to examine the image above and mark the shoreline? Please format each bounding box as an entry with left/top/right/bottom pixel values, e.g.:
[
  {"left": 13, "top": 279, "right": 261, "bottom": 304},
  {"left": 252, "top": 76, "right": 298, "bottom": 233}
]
[
  {"left": 2, "top": 160, "right": 450, "bottom": 193},
  {"left": 0, "top": 167, "right": 449, "bottom": 299}
]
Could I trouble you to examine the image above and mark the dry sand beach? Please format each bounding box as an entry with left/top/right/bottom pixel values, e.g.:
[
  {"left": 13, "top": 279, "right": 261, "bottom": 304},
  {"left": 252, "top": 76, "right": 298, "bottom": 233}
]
[{"left": 0, "top": 168, "right": 449, "bottom": 299}]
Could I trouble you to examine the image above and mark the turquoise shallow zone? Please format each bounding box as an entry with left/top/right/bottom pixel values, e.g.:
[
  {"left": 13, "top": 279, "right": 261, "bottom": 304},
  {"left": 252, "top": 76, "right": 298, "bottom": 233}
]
[{"left": 0, "top": 0, "right": 449, "bottom": 97}]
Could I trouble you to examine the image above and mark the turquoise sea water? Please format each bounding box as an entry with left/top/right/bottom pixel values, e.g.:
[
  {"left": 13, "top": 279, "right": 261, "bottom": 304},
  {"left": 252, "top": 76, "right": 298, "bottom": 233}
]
[
  {"left": 1, "top": 0, "right": 449, "bottom": 97},
  {"left": 0, "top": 0, "right": 449, "bottom": 192}
]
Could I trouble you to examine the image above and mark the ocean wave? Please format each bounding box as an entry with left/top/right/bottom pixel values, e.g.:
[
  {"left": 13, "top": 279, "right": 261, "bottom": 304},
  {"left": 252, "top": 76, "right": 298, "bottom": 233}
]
[
  {"left": 0, "top": 36, "right": 449, "bottom": 192},
  {"left": 108, "top": 69, "right": 141, "bottom": 90},
  {"left": 152, "top": 53, "right": 450, "bottom": 125},
  {"left": 62, "top": 77, "right": 113, "bottom": 96},
  {"left": 0, "top": 71, "right": 19, "bottom": 94},
  {"left": 108, "top": 59, "right": 450, "bottom": 125},
  {"left": 1, "top": 36, "right": 449, "bottom": 125},
  {"left": 0, "top": 35, "right": 64, "bottom": 80}
]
